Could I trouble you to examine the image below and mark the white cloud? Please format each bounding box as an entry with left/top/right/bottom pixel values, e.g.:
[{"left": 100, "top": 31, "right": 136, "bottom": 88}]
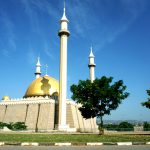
[
  {"left": 21, "top": 0, "right": 40, "bottom": 34},
  {"left": 30, "top": 0, "right": 60, "bottom": 19},
  {"left": 91, "top": 0, "right": 148, "bottom": 53},
  {"left": 20, "top": 0, "right": 60, "bottom": 35},
  {"left": 68, "top": 0, "right": 93, "bottom": 38},
  {"left": 27, "top": 48, "right": 37, "bottom": 65},
  {"left": 0, "top": 10, "right": 16, "bottom": 56},
  {"left": 43, "top": 41, "right": 55, "bottom": 60}
]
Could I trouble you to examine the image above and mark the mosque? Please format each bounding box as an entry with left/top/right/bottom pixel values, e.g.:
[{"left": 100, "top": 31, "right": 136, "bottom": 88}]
[{"left": 0, "top": 5, "right": 98, "bottom": 132}]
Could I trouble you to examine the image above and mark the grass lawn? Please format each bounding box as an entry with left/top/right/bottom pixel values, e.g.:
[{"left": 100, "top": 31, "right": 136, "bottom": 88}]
[{"left": 0, "top": 133, "right": 150, "bottom": 143}]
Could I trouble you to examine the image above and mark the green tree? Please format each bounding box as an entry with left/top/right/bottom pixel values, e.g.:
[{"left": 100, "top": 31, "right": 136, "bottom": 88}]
[
  {"left": 142, "top": 90, "right": 150, "bottom": 109},
  {"left": 103, "top": 124, "right": 118, "bottom": 131},
  {"left": 70, "top": 76, "right": 129, "bottom": 134},
  {"left": 118, "top": 121, "right": 134, "bottom": 131},
  {"left": 143, "top": 122, "right": 150, "bottom": 131}
]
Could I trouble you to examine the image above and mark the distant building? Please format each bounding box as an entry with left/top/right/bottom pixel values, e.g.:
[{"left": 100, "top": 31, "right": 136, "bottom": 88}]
[{"left": 134, "top": 126, "right": 144, "bottom": 132}]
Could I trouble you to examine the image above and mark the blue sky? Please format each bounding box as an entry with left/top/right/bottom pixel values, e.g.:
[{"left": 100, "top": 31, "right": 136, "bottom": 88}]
[{"left": 0, "top": 0, "right": 150, "bottom": 121}]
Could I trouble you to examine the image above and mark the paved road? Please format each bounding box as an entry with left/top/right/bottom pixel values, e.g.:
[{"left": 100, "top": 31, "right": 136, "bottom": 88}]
[{"left": 0, "top": 146, "right": 149, "bottom": 150}]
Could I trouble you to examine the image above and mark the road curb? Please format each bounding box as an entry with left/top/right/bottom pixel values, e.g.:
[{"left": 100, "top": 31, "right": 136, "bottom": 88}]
[
  {"left": 132, "top": 142, "right": 146, "bottom": 145},
  {"left": 103, "top": 142, "right": 117, "bottom": 145},
  {"left": 87, "top": 142, "right": 103, "bottom": 146},
  {"left": 55, "top": 143, "right": 71, "bottom": 146},
  {"left": 5, "top": 142, "right": 21, "bottom": 146},
  {"left": 0, "top": 142, "right": 4, "bottom": 146},
  {"left": 39, "top": 142, "right": 55, "bottom": 146},
  {"left": 71, "top": 142, "right": 86, "bottom": 146},
  {"left": 117, "top": 142, "right": 132, "bottom": 146},
  {"left": 21, "top": 142, "right": 39, "bottom": 146},
  {"left": 0, "top": 142, "right": 150, "bottom": 146},
  {"left": 146, "top": 142, "right": 150, "bottom": 145}
]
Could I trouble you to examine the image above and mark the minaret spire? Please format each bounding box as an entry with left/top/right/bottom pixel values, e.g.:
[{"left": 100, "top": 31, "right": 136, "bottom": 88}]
[
  {"left": 88, "top": 46, "right": 96, "bottom": 83},
  {"left": 35, "top": 57, "right": 41, "bottom": 79},
  {"left": 57, "top": 2, "right": 70, "bottom": 131},
  {"left": 64, "top": 0, "right": 66, "bottom": 12},
  {"left": 60, "top": 0, "right": 69, "bottom": 24}
]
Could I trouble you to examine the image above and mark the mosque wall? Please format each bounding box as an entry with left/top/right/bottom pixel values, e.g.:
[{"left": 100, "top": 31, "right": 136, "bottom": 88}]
[
  {"left": 66, "top": 103, "right": 74, "bottom": 128},
  {"left": 48, "top": 102, "right": 55, "bottom": 129},
  {"left": 0, "top": 105, "right": 6, "bottom": 122},
  {"left": 25, "top": 104, "right": 39, "bottom": 130},
  {"left": 84, "top": 118, "right": 92, "bottom": 132},
  {"left": 90, "top": 117, "right": 95, "bottom": 131},
  {"left": 72, "top": 105, "right": 79, "bottom": 129},
  {"left": 75, "top": 105, "right": 84, "bottom": 131},
  {"left": 0, "top": 98, "right": 56, "bottom": 131},
  {"left": 66, "top": 101, "right": 98, "bottom": 132},
  {"left": 3, "top": 104, "right": 27, "bottom": 123},
  {"left": 37, "top": 103, "right": 55, "bottom": 131},
  {"left": 93, "top": 117, "right": 97, "bottom": 129},
  {"left": 0, "top": 99, "right": 98, "bottom": 132}
]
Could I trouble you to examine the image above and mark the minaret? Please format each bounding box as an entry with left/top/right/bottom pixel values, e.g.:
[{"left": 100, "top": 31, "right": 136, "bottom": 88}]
[
  {"left": 35, "top": 57, "right": 41, "bottom": 79},
  {"left": 88, "top": 47, "right": 96, "bottom": 83},
  {"left": 57, "top": 3, "right": 70, "bottom": 130}
]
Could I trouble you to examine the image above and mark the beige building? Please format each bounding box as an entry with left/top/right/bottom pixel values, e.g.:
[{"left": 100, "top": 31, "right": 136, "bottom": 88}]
[{"left": 0, "top": 4, "right": 98, "bottom": 132}]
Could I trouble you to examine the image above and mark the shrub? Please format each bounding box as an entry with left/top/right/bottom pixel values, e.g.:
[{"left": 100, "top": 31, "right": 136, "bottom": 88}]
[
  {"left": 12, "top": 122, "right": 27, "bottom": 130},
  {"left": 0, "top": 122, "right": 6, "bottom": 129},
  {"left": 0, "top": 122, "right": 27, "bottom": 130},
  {"left": 6, "top": 122, "right": 14, "bottom": 130}
]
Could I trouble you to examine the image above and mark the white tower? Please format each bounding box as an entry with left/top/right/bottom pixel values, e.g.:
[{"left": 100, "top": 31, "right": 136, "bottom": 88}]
[
  {"left": 35, "top": 57, "right": 41, "bottom": 79},
  {"left": 88, "top": 47, "right": 96, "bottom": 83},
  {"left": 58, "top": 4, "right": 70, "bottom": 130}
]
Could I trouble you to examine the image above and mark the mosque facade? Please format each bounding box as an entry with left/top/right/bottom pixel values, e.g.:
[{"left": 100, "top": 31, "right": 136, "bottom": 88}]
[{"left": 0, "top": 5, "right": 98, "bottom": 132}]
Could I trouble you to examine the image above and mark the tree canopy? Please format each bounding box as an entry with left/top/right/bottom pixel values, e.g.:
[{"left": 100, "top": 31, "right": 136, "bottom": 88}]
[
  {"left": 104, "top": 121, "right": 134, "bottom": 131},
  {"left": 70, "top": 76, "right": 129, "bottom": 129},
  {"left": 118, "top": 121, "right": 134, "bottom": 131},
  {"left": 142, "top": 90, "right": 150, "bottom": 109},
  {"left": 143, "top": 122, "right": 150, "bottom": 131}
]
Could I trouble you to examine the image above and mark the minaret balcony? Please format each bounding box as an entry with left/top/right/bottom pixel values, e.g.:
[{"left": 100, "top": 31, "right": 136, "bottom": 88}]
[
  {"left": 88, "top": 64, "right": 96, "bottom": 67},
  {"left": 58, "top": 29, "right": 70, "bottom": 37}
]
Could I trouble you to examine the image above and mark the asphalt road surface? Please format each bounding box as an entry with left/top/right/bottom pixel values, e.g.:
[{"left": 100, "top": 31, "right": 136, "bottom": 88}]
[{"left": 0, "top": 146, "right": 150, "bottom": 150}]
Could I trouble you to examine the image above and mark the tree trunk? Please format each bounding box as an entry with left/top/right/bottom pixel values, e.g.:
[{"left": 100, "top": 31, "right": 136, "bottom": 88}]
[{"left": 99, "top": 116, "right": 104, "bottom": 135}]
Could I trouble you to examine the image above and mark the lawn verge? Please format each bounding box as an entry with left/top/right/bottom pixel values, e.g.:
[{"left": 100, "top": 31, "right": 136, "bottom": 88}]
[{"left": 0, "top": 133, "right": 150, "bottom": 143}]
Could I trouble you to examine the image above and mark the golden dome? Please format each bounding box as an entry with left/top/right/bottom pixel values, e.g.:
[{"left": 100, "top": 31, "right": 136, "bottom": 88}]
[
  {"left": 24, "top": 76, "right": 59, "bottom": 98},
  {"left": 2, "top": 96, "right": 11, "bottom": 101}
]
